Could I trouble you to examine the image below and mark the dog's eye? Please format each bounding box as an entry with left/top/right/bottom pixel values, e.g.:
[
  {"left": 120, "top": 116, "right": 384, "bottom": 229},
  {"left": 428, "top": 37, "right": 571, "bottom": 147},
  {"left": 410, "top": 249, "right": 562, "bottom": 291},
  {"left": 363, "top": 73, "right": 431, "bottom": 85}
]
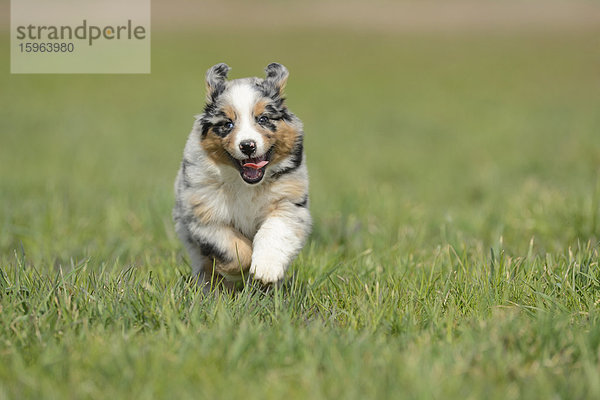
[
  {"left": 257, "top": 115, "right": 269, "bottom": 125},
  {"left": 220, "top": 120, "right": 234, "bottom": 134}
]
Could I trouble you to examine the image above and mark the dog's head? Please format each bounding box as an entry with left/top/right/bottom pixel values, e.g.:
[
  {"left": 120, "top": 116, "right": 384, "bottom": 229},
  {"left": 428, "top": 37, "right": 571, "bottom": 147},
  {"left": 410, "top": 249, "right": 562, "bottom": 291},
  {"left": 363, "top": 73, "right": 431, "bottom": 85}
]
[{"left": 196, "top": 63, "right": 303, "bottom": 185}]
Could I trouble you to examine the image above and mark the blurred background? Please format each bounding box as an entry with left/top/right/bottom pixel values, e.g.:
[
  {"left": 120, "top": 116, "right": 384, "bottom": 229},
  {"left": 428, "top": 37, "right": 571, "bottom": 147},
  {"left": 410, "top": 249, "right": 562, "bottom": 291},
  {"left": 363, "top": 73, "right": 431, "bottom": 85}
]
[{"left": 1, "top": 0, "right": 599, "bottom": 268}]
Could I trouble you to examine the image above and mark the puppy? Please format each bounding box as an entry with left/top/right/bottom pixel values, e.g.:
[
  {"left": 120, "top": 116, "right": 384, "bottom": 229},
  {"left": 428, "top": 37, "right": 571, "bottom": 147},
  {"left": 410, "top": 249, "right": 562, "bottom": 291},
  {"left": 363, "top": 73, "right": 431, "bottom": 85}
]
[{"left": 173, "top": 63, "right": 311, "bottom": 289}]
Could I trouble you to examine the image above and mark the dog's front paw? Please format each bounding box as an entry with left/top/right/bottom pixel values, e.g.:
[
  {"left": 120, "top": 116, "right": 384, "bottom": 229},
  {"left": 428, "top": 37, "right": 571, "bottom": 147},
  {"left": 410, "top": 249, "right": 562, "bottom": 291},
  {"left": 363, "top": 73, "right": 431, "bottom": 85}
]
[{"left": 249, "top": 260, "right": 285, "bottom": 285}]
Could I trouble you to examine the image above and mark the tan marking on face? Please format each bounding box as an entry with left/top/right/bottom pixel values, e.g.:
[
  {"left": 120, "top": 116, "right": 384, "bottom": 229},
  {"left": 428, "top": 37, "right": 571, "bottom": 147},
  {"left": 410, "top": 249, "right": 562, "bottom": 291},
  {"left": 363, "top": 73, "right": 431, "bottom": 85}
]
[
  {"left": 270, "top": 120, "right": 300, "bottom": 164},
  {"left": 222, "top": 104, "right": 236, "bottom": 120},
  {"left": 200, "top": 104, "right": 240, "bottom": 167},
  {"left": 201, "top": 130, "right": 232, "bottom": 166},
  {"left": 252, "top": 99, "right": 268, "bottom": 118}
]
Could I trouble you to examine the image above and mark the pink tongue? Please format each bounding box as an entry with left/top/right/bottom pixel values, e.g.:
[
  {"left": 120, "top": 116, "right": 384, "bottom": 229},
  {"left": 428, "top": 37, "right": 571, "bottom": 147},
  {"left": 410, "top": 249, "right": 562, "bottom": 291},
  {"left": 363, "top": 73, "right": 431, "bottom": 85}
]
[{"left": 243, "top": 160, "right": 269, "bottom": 170}]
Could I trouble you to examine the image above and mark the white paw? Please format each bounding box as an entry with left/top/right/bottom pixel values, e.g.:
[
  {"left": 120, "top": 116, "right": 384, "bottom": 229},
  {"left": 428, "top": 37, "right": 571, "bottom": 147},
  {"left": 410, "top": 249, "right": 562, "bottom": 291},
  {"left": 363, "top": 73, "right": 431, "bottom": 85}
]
[{"left": 249, "top": 260, "right": 285, "bottom": 284}]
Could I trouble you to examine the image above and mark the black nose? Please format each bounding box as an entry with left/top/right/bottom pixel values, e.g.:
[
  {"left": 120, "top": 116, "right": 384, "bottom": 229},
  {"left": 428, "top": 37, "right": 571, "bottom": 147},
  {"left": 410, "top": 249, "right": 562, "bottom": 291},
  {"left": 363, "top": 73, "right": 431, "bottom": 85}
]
[{"left": 239, "top": 140, "right": 256, "bottom": 156}]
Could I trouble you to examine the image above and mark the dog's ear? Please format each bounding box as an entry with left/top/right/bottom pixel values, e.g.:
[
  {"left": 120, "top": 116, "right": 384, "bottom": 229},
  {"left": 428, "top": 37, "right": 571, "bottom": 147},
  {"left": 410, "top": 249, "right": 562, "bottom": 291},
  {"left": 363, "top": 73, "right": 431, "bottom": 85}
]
[
  {"left": 264, "top": 63, "right": 289, "bottom": 93},
  {"left": 205, "top": 63, "right": 230, "bottom": 100}
]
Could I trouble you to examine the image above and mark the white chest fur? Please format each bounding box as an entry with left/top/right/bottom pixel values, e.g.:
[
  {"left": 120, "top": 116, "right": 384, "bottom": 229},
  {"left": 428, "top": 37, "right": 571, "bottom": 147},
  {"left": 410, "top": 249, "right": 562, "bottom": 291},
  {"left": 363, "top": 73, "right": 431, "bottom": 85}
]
[{"left": 183, "top": 165, "right": 274, "bottom": 240}]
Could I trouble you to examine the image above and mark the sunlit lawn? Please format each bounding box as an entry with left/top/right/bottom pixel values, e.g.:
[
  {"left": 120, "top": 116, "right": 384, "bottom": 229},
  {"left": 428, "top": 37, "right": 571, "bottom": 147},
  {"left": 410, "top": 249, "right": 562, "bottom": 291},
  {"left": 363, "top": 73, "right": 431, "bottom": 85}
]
[{"left": 1, "top": 28, "right": 599, "bottom": 399}]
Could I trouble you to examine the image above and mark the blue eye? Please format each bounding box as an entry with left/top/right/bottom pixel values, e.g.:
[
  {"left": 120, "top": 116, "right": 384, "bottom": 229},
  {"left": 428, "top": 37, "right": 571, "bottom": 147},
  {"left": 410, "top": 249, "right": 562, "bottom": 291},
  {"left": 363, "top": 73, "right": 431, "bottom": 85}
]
[
  {"left": 257, "top": 115, "right": 269, "bottom": 125},
  {"left": 215, "top": 120, "right": 234, "bottom": 137}
]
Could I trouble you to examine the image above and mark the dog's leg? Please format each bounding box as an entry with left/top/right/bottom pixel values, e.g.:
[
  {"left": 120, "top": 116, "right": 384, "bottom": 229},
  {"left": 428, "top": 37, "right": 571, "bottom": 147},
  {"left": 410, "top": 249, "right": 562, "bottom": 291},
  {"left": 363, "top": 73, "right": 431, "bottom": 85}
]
[
  {"left": 176, "top": 218, "right": 253, "bottom": 287},
  {"left": 250, "top": 203, "right": 311, "bottom": 284},
  {"left": 184, "top": 241, "right": 208, "bottom": 279}
]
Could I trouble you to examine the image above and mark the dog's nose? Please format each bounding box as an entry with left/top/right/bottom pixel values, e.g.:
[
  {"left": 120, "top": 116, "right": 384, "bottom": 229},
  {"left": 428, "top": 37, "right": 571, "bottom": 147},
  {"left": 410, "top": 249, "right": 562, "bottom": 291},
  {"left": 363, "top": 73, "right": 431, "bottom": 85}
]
[{"left": 239, "top": 140, "right": 256, "bottom": 156}]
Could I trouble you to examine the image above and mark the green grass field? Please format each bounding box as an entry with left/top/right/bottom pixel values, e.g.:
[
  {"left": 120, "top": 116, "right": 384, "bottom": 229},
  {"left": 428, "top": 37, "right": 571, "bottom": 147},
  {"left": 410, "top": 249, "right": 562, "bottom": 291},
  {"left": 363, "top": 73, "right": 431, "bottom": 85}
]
[{"left": 1, "top": 27, "right": 600, "bottom": 399}]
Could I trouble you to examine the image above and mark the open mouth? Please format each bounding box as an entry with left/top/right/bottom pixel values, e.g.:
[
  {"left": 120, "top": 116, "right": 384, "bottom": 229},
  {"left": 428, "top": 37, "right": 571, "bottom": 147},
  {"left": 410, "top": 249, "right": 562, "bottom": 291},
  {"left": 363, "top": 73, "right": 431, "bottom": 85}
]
[{"left": 233, "top": 148, "right": 272, "bottom": 184}]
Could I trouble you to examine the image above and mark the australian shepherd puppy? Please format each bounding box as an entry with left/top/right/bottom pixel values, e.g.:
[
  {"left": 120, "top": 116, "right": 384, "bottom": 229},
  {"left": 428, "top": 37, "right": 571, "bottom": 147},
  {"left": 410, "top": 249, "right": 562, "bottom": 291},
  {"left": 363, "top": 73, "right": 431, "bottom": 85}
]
[{"left": 173, "top": 63, "right": 311, "bottom": 289}]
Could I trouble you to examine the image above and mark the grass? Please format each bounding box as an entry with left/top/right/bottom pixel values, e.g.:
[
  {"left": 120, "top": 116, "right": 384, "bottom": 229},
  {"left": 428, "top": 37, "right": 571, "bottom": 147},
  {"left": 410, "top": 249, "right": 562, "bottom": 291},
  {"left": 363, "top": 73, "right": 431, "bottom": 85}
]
[{"left": 1, "top": 27, "right": 600, "bottom": 399}]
